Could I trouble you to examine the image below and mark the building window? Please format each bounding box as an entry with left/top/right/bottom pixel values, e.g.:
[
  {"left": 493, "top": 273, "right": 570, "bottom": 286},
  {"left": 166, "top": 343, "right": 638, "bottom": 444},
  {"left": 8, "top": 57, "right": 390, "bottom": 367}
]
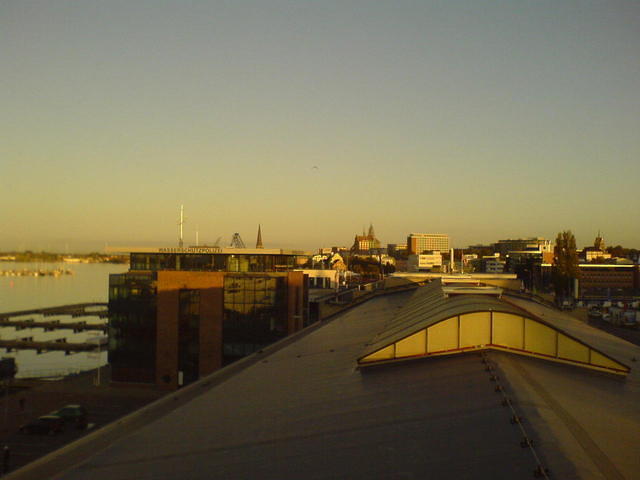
[{"left": 222, "top": 275, "right": 287, "bottom": 364}]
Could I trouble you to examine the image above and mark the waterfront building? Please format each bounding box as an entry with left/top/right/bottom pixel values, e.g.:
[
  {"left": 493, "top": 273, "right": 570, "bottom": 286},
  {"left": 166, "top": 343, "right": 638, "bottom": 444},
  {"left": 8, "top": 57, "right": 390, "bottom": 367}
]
[
  {"left": 117, "top": 246, "right": 309, "bottom": 272},
  {"left": 407, "top": 233, "right": 450, "bottom": 254},
  {"left": 107, "top": 247, "right": 310, "bottom": 389}
]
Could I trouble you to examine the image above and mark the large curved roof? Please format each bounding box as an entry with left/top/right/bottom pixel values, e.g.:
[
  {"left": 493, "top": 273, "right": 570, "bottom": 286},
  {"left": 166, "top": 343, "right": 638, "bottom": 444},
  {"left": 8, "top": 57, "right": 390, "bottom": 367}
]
[
  {"left": 361, "top": 280, "right": 524, "bottom": 358},
  {"left": 358, "top": 280, "right": 630, "bottom": 375}
]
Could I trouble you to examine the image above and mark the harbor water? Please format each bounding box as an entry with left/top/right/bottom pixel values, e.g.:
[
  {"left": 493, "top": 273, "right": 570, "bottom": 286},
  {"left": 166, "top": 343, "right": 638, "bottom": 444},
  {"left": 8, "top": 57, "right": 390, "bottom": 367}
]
[{"left": 0, "top": 262, "right": 128, "bottom": 378}]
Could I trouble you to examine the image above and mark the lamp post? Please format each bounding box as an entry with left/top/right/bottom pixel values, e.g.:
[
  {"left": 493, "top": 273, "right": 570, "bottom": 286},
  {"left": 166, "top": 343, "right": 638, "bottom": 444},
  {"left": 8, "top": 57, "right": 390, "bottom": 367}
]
[{"left": 87, "top": 336, "right": 107, "bottom": 386}]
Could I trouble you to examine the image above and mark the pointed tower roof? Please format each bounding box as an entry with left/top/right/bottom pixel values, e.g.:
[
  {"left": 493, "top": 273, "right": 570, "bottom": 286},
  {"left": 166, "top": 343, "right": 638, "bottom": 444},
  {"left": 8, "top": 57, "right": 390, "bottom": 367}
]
[
  {"left": 368, "top": 223, "right": 376, "bottom": 239},
  {"left": 256, "top": 224, "right": 263, "bottom": 249}
]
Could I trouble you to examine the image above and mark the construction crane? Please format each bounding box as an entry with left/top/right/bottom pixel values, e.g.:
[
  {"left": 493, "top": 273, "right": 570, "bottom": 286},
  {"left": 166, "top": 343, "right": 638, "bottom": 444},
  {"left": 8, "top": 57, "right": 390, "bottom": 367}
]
[{"left": 230, "top": 233, "right": 246, "bottom": 249}]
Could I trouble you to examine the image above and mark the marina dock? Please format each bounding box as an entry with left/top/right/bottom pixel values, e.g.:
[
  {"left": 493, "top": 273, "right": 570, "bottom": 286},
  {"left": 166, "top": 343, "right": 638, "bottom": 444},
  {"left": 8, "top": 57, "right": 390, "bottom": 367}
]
[
  {"left": 0, "top": 338, "right": 105, "bottom": 354},
  {"left": 0, "top": 303, "right": 109, "bottom": 353}
]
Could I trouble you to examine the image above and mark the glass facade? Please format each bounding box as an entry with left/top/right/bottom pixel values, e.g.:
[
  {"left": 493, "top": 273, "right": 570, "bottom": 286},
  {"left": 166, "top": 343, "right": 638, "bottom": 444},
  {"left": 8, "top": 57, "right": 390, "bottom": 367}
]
[
  {"left": 130, "top": 253, "right": 298, "bottom": 272},
  {"left": 222, "top": 275, "right": 287, "bottom": 364},
  {"left": 108, "top": 270, "right": 304, "bottom": 387},
  {"left": 108, "top": 272, "right": 157, "bottom": 383}
]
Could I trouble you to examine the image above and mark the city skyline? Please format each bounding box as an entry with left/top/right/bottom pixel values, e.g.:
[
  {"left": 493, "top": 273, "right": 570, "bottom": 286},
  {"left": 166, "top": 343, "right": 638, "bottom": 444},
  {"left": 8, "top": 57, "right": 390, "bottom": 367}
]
[
  {"left": 2, "top": 1, "right": 639, "bottom": 252},
  {"left": 0, "top": 217, "right": 630, "bottom": 254}
]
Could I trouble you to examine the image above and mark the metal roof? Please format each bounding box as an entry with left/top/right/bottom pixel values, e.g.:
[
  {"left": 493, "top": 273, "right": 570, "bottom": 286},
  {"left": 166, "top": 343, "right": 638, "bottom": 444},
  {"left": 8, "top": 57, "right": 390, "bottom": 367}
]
[
  {"left": 7, "top": 291, "right": 640, "bottom": 480},
  {"left": 44, "top": 293, "right": 554, "bottom": 480},
  {"left": 358, "top": 280, "right": 630, "bottom": 374},
  {"left": 360, "top": 280, "right": 525, "bottom": 360}
]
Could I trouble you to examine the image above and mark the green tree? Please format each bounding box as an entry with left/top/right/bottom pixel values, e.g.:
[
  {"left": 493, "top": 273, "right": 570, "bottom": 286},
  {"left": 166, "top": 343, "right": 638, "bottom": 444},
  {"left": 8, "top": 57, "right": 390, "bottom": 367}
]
[
  {"left": 349, "top": 257, "right": 382, "bottom": 279},
  {"left": 553, "top": 230, "right": 579, "bottom": 300},
  {"left": 606, "top": 245, "right": 626, "bottom": 258}
]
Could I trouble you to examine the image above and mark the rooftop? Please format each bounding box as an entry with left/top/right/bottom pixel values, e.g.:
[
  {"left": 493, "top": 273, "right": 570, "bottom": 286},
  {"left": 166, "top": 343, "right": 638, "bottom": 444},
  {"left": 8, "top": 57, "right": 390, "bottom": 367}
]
[{"left": 9, "top": 287, "right": 640, "bottom": 480}]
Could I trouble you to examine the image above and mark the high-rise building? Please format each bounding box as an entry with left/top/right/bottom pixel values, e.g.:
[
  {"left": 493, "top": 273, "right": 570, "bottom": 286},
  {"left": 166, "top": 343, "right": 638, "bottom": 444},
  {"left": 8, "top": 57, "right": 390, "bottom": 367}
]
[{"left": 407, "top": 233, "right": 450, "bottom": 254}]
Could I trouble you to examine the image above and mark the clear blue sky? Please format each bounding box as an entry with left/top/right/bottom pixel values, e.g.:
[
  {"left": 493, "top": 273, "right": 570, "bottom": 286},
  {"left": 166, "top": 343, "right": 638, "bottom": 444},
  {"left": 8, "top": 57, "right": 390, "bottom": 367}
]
[{"left": 2, "top": 0, "right": 639, "bottom": 252}]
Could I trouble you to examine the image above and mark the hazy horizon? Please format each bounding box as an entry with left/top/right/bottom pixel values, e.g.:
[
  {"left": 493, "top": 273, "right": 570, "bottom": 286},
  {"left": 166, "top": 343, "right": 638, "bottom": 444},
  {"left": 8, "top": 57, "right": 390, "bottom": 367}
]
[{"left": 3, "top": 1, "right": 639, "bottom": 253}]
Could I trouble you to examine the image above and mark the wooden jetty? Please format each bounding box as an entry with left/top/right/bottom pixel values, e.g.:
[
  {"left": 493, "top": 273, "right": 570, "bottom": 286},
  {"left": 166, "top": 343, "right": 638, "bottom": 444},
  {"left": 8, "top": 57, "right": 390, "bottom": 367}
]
[
  {"left": 0, "top": 318, "right": 107, "bottom": 332},
  {"left": 0, "top": 303, "right": 109, "bottom": 353},
  {"left": 0, "top": 338, "right": 105, "bottom": 354},
  {"left": 0, "top": 302, "right": 108, "bottom": 320}
]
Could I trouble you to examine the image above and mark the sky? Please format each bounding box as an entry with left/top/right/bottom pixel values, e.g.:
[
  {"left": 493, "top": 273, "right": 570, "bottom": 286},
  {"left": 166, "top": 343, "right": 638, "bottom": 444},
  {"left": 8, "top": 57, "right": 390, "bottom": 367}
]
[{"left": 2, "top": 0, "right": 639, "bottom": 252}]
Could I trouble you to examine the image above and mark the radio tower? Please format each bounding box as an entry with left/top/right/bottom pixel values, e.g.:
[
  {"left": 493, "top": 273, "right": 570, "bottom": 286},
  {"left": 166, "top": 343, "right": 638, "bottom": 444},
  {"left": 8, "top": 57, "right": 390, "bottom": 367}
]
[{"left": 178, "top": 205, "right": 185, "bottom": 247}]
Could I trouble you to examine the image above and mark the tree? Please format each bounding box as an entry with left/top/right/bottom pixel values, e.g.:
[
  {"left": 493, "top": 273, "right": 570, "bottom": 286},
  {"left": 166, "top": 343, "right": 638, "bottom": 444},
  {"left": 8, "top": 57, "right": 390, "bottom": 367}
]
[
  {"left": 606, "top": 245, "right": 628, "bottom": 258},
  {"left": 349, "top": 257, "right": 382, "bottom": 279},
  {"left": 553, "top": 230, "right": 579, "bottom": 300}
]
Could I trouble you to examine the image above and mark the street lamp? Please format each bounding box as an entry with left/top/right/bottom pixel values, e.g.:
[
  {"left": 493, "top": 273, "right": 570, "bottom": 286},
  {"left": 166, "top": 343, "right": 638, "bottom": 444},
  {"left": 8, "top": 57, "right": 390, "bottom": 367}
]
[{"left": 87, "top": 335, "right": 108, "bottom": 386}]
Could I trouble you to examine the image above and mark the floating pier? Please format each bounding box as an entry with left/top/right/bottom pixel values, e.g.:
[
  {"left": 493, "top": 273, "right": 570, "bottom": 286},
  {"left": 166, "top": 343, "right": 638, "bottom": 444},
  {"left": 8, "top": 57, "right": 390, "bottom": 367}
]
[
  {"left": 0, "top": 338, "right": 103, "bottom": 354},
  {"left": 0, "top": 303, "right": 109, "bottom": 353}
]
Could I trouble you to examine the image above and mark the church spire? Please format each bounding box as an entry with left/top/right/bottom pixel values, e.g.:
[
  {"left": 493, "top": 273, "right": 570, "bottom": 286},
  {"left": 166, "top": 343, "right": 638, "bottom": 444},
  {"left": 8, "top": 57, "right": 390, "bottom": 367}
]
[{"left": 256, "top": 224, "right": 263, "bottom": 249}]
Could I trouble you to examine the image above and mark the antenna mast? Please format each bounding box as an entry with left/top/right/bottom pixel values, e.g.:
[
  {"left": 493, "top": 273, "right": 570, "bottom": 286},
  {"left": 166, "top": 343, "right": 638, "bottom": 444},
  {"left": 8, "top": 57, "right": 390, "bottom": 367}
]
[{"left": 178, "top": 205, "right": 185, "bottom": 247}]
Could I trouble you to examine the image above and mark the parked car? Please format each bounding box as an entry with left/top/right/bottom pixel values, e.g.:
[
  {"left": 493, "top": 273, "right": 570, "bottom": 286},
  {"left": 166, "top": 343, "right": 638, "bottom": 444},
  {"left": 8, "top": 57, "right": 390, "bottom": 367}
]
[
  {"left": 19, "top": 415, "right": 65, "bottom": 435},
  {"left": 50, "top": 404, "right": 88, "bottom": 429},
  {"left": 588, "top": 308, "right": 602, "bottom": 319}
]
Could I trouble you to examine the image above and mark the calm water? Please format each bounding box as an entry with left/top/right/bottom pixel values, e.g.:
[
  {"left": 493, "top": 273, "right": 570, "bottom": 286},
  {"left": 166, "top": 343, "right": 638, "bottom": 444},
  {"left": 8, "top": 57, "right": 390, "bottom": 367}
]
[{"left": 0, "top": 262, "right": 129, "bottom": 377}]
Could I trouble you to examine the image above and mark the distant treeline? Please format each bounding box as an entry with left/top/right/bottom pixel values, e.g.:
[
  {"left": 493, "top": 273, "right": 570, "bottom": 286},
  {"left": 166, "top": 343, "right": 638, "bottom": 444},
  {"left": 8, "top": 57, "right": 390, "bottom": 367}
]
[
  {"left": 605, "top": 245, "right": 640, "bottom": 259},
  {"left": 0, "top": 251, "right": 128, "bottom": 263}
]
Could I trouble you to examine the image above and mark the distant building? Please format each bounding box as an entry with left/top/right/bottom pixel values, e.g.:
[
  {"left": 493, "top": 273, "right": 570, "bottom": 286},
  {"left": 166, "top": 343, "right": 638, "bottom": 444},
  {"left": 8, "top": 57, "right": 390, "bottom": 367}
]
[
  {"left": 484, "top": 257, "right": 506, "bottom": 274},
  {"left": 407, "top": 233, "right": 450, "bottom": 255},
  {"left": 351, "top": 224, "right": 381, "bottom": 253},
  {"left": 581, "top": 232, "right": 611, "bottom": 262},
  {"left": 310, "top": 252, "right": 347, "bottom": 271},
  {"left": 577, "top": 264, "right": 639, "bottom": 299},
  {"left": 537, "top": 262, "right": 640, "bottom": 300},
  {"left": 408, "top": 252, "right": 443, "bottom": 272},
  {"left": 493, "top": 238, "right": 551, "bottom": 256},
  {"left": 319, "top": 246, "right": 348, "bottom": 255},
  {"left": 387, "top": 243, "right": 408, "bottom": 258},
  {"left": 296, "top": 268, "right": 353, "bottom": 289},
  {"left": 584, "top": 250, "right": 612, "bottom": 262}
]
